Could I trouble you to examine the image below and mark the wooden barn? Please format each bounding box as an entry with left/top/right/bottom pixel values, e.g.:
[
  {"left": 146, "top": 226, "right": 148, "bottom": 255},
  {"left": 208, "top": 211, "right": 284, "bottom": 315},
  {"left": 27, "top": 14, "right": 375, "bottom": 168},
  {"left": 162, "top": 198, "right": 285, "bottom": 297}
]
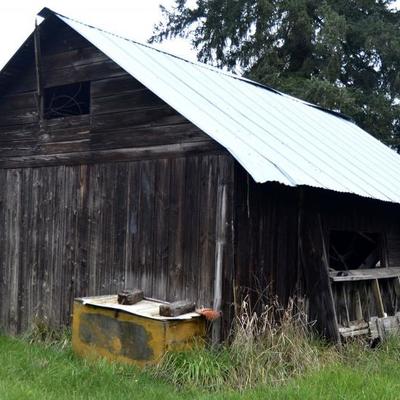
[{"left": 1, "top": 8, "right": 400, "bottom": 342}]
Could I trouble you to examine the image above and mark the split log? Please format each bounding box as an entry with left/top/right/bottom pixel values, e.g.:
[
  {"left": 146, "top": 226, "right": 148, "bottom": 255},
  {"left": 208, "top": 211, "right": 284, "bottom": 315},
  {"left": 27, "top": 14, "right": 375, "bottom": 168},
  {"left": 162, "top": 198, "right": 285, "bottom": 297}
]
[
  {"left": 159, "top": 300, "right": 195, "bottom": 317},
  {"left": 117, "top": 289, "right": 144, "bottom": 305}
]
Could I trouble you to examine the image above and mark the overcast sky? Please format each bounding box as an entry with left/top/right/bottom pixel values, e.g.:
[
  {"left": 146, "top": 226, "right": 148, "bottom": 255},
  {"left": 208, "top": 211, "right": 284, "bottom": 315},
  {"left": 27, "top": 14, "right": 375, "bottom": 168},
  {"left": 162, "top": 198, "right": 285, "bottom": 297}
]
[{"left": 0, "top": 0, "right": 399, "bottom": 71}]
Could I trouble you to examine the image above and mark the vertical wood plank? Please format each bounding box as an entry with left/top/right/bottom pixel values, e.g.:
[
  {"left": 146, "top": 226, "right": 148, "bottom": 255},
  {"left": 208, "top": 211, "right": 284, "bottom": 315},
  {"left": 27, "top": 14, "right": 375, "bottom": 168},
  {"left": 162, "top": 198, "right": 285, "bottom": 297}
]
[
  {"left": 167, "top": 158, "right": 185, "bottom": 301},
  {"left": 152, "top": 159, "right": 170, "bottom": 300},
  {"left": 372, "top": 279, "right": 385, "bottom": 318},
  {"left": 212, "top": 155, "right": 233, "bottom": 343},
  {"left": 355, "top": 289, "right": 363, "bottom": 321},
  {"left": 198, "top": 155, "right": 215, "bottom": 307},
  {"left": 6, "top": 169, "right": 22, "bottom": 334}
]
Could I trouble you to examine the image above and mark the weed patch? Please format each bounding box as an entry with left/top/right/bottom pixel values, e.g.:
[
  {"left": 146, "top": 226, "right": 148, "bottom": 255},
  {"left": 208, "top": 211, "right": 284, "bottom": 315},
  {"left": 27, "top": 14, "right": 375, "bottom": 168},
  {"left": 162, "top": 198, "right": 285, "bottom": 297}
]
[
  {"left": 152, "top": 297, "right": 338, "bottom": 391},
  {"left": 22, "top": 318, "right": 71, "bottom": 351}
]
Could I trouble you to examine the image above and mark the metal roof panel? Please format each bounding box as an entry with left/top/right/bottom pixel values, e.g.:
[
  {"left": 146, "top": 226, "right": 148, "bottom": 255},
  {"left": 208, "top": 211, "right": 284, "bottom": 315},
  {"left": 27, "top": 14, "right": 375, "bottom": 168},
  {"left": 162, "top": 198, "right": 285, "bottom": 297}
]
[{"left": 16, "top": 10, "right": 400, "bottom": 203}]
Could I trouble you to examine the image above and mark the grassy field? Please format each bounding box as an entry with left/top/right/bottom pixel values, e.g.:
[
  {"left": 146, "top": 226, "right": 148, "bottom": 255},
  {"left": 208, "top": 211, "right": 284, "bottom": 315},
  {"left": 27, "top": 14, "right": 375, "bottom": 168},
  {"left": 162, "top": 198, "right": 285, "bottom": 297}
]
[{"left": 1, "top": 335, "right": 400, "bottom": 399}]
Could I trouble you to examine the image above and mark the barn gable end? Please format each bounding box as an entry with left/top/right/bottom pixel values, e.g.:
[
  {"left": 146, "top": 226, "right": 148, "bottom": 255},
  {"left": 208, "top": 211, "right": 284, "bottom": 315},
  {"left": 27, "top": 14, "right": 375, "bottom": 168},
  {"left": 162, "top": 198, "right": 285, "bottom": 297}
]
[
  {"left": 0, "top": 15, "right": 234, "bottom": 335},
  {"left": 0, "top": 15, "right": 221, "bottom": 168}
]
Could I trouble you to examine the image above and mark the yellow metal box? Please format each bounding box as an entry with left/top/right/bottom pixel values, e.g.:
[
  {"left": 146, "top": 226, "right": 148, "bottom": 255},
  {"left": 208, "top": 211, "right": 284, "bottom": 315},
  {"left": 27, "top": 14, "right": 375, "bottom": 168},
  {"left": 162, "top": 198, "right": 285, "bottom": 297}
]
[{"left": 72, "top": 295, "right": 206, "bottom": 366}]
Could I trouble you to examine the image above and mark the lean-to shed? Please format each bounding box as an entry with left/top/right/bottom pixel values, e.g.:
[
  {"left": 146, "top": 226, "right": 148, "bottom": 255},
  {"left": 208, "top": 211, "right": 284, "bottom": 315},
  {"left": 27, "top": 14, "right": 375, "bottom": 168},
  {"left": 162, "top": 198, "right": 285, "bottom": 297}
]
[{"left": 1, "top": 8, "right": 400, "bottom": 341}]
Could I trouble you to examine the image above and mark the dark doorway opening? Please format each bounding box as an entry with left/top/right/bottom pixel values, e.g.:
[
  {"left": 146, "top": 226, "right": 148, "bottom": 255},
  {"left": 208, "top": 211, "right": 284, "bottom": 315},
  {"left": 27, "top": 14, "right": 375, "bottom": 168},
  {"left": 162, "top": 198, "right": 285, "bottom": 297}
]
[{"left": 329, "top": 231, "right": 381, "bottom": 270}]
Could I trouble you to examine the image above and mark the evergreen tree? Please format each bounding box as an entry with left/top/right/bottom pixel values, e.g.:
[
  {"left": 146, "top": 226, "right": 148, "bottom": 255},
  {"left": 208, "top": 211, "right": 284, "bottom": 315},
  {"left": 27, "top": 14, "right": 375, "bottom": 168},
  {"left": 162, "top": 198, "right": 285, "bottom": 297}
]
[{"left": 151, "top": 0, "right": 400, "bottom": 149}]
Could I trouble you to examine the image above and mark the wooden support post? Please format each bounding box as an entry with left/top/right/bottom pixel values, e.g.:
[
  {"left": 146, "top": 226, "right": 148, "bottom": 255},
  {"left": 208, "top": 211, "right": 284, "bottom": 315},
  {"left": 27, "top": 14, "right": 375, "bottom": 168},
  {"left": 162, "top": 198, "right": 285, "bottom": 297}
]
[
  {"left": 298, "top": 201, "right": 341, "bottom": 343},
  {"left": 341, "top": 284, "right": 350, "bottom": 326},
  {"left": 212, "top": 179, "right": 228, "bottom": 344},
  {"left": 372, "top": 279, "right": 385, "bottom": 318},
  {"left": 318, "top": 215, "right": 341, "bottom": 342},
  {"left": 355, "top": 290, "right": 363, "bottom": 321},
  {"left": 34, "top": 18, "right": 43, "bottom": 121}
]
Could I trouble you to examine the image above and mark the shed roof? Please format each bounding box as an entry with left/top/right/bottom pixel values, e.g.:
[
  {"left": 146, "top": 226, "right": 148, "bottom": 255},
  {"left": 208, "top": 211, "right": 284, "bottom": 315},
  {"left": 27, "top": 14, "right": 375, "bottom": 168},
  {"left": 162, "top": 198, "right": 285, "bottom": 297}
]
[{"left": 3, "top": 8, "right": 400, "bottom": 203}]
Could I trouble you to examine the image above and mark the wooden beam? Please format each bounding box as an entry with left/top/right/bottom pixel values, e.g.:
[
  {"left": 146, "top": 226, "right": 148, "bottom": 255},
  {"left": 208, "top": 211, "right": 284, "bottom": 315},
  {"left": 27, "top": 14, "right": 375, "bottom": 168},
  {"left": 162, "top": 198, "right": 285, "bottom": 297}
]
[
  {"left": 34, "top": 18, "right": 43, "bottom": 121},
  {"left": 339, "top": 321, "right": 369, "bottom": 337},
  {"left": 212, "top": 176, "right": 228, "bottom": 344},
  {"left": 330, "top": 267, "right": 400, "bottom": 282},
  {"left": 355, "top": 290, "right": 363, "bottom": 321},
  {"left": 341, "top": 284, "right": 351, "bottom": 326},
  {"left": 299, "top": 207, "right": 341, "bottom": 343},
  {"left": 372, "top": 279, "right": 385, "bottom": 318},
  {"left": 0, "top": 142, "right": 225, "bottom": 169},
  {"left": 319, "top": 214, "right": 341, "bottom": 342}
]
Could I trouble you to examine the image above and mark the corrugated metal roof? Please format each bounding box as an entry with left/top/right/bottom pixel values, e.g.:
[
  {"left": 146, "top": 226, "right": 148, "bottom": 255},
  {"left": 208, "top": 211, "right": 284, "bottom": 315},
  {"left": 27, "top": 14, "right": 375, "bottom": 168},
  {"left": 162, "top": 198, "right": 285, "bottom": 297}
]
[{"left": 33, "top": 10, "right": 400, "bottom": 203}]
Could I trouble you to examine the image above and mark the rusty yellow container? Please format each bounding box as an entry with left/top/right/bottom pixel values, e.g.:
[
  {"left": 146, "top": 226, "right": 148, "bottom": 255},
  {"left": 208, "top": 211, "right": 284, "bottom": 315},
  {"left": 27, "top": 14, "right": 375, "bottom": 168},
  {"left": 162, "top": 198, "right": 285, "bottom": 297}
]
[{"left": 72, "top": 295, "right": 206, "bottom": 366}]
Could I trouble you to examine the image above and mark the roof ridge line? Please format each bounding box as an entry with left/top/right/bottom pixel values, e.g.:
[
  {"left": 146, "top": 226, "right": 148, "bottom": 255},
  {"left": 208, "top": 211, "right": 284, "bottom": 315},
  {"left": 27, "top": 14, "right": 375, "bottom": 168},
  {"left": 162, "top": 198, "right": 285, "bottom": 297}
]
[
  {"left": 38, "top": 7, "right": 283, "bottom": 95},
  {"left": 38, "top": 7, "right": 353, "bottom": 123}
]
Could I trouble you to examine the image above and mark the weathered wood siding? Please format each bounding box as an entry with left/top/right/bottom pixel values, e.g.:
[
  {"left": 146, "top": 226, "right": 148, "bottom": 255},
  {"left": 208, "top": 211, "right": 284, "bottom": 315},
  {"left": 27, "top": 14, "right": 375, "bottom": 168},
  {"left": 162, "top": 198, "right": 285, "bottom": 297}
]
[
  {"left": 234, "top": 169, "right": 400, "bottom": 339},
  {"left": 0, "top": 155, "right": 234, "bottom": 334},
  {"left": 0, "top": 16, "right": 218, "bottom": 169},
  {"left": 0, "top": 17, "right": 235, "bottom": 334},
  {"left": 234, "top": 168, "right": 299, "bottom": 305}
]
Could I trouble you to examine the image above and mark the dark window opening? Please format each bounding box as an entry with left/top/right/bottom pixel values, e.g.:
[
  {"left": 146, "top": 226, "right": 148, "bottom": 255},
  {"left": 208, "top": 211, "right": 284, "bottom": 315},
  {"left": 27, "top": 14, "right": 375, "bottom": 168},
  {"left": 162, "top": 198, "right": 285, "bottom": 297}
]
[
  {"left": 329, "top": 230, "right": 382, "bottom": 271},
  {"left": 44, "top": 82, "right": 90, "bottom": 119}
]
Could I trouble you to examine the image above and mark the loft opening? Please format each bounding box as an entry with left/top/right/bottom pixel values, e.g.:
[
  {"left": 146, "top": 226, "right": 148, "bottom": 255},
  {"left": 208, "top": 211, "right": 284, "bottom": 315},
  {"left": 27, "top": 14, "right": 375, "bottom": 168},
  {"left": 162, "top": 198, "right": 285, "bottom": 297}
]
[
  {"left": 43, "top": 81, "right": 90, "bottom": 119},
  {"left": 329, "top": 230, "right": 382, "bottom": 271}
]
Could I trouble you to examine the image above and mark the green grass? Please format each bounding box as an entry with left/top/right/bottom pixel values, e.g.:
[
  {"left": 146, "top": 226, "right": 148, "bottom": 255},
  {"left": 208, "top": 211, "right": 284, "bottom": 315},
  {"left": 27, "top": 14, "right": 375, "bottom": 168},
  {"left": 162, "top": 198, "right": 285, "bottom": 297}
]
[{"left": 1, "top": 335, "right": 400, "bottom": 399}]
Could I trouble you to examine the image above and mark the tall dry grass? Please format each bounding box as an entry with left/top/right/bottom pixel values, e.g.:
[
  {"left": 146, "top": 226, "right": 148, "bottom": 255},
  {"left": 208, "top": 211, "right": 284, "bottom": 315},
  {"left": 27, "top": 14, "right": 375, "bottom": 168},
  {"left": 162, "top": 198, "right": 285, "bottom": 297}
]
[
  {"left": 152, "top": 296, "right": 338, "bottom": 391},
  {"left": 22, "top": 317, "right": 71, "bottom": 351}
]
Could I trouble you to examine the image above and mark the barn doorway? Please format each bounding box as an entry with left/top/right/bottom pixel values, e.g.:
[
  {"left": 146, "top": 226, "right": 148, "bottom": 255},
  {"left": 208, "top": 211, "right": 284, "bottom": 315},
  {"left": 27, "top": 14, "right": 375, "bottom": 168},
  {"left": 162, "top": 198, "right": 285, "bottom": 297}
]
[
  {"left": 329, "top": 230, "right": 382, "bottom": 271},
  {"left": 328, "top": 230, "right": 400, "bottom": 339}
]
